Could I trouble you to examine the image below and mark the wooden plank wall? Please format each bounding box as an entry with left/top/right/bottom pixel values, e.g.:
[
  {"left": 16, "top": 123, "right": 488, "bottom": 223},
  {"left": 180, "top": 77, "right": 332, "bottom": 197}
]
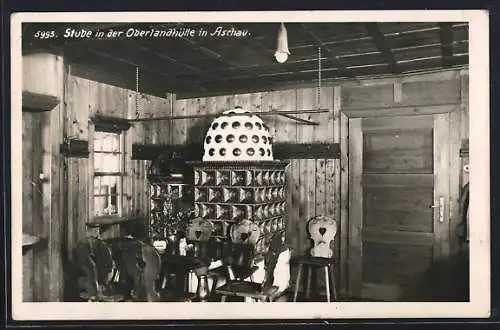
[
  {"left": 22, "top": 53, "right": 65, "bottom": 301},
  {"left": 64, "top": 63, "right": 173, "bottom": 256}
]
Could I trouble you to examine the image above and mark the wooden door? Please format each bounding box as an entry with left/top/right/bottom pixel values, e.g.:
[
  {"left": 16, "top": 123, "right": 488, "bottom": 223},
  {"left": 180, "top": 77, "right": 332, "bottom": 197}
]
[
  {"left": 348, "top": 114, "right": 451, "bottom": 301},
  {"left": 22, "top": 111, "right": 48, "bottom": 301}
]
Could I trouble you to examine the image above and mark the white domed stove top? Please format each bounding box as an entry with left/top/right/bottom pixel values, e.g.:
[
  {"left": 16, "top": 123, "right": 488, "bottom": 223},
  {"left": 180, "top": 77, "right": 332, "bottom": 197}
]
[{"left": 203, "top": 107, "right": 274, "bottom": 162}]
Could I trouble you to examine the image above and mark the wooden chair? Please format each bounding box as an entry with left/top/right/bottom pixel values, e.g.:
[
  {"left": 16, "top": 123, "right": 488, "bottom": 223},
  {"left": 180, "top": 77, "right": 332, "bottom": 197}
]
[
  {"left": 215, "top": 233, "right": 285, "bottom": 302},
  {"left": 185, "top": 217, "right": 219, "bottom": 301},
  {"left": 293, "top": 215, "right": 338, "bottom": 302},
  {"left": 105, "top": 237, "right": 162, "bottom": 302},
  {"left": 72, "top": 236, "right": 162, "bottom": 302},
  {"left": 72, "top": 236, "right": 125, "bottom": 302},
  {"left": 222, "top": 219, "right": 262, "bottom": 283},
  {"left": 186, "top": 217, "right": 215, "bottom": 261}
]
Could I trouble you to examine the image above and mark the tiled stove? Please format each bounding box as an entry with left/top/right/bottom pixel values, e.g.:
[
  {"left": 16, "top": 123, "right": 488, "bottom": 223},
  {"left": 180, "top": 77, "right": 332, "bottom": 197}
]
[
  {"left": 190, "top": 161, "right": 289, "bottom": 261},
  {"left": 188, "top": 106, "right": 291, "bottom": 294}
]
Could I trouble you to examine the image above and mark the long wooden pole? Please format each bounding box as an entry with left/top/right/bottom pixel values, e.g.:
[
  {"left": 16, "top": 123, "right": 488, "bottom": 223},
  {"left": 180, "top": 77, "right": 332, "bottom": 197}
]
[
  {"left": 127, "top": 108, "right": 329, "bottom": 122},
  {"left": 276, "top": 113, "right": 320, "bottom": 125}
]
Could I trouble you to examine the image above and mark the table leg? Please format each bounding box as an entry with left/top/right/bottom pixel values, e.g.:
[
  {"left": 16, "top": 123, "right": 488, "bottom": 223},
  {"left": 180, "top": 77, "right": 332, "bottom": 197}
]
[
  {"left": 329, "top": 264, "right": 337, "bottom": 301},
  {"left": 293, "top": 263, "right": 303, "bottom": 302}
]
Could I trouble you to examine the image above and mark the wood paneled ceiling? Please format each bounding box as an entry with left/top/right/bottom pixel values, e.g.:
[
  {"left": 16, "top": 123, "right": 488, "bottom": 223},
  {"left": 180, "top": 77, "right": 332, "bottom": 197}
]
[{"left": 23, "top": 22, "right": 469, "bottom": 98}]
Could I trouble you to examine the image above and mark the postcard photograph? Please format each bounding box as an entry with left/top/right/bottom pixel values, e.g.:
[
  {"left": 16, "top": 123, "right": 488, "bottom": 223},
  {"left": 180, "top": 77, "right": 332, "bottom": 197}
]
[{"left": 10, "top": 10, "right": 490, "bottom": 320}]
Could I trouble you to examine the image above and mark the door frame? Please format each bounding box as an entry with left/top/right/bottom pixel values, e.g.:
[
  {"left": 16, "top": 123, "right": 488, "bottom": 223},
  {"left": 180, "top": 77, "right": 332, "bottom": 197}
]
[{"left": 342, "top": 106, "right": 460, "bottom": 300}]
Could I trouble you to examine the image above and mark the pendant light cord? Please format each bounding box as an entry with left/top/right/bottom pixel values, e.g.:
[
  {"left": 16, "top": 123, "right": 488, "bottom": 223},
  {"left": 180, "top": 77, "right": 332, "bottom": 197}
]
[
  {"left": 317, "top": 47, "right": 322, "bottom": 107},
  {"left": 135, "top": 66, "right": 140, "bottom": 119}
]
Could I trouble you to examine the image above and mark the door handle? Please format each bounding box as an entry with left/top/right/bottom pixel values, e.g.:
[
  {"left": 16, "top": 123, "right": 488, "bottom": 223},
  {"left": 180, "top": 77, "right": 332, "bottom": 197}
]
[{"left": 429, "top": 196, "right": 445, "bottom": 222}]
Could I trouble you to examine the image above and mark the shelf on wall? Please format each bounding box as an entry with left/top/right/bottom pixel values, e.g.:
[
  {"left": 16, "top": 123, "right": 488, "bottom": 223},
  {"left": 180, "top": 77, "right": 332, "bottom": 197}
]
[
  {"left": 133, "top": 143, "right": 340, "bottom": 161},
  {"left": 23, "top": 233, "right": 42, "bottom": 247},
  {"left": 86, "top": 216, "right": 140, "bottom": 228},
  {"left": 60, "top": 138, "right": 89, "bottom": 158},
  {"left": 22, "top": 233, "right": 43, "bottom": 255},
  {"left": 22, "top": 91, "right": 60, "bottom": 112},
  {"left": 91, "top": 115, "right": 132, "bottom": 133}
]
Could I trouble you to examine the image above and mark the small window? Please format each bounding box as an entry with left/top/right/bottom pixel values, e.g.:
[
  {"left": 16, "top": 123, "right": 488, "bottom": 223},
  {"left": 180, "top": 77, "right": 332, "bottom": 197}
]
[{"left": 92, "top": 130, "right": 124, "bottom": 217}]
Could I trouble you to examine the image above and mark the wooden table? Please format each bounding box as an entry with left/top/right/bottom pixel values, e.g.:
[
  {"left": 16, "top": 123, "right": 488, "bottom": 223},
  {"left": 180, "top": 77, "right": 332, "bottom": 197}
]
[{"left": 159, "top": 253, "right": 224, "bottom": 302}]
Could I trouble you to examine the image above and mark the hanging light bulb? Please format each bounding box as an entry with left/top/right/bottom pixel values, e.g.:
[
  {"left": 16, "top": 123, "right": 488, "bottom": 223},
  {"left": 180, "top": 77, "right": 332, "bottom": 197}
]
[{"left": 274, "top": 23, "right": 290, "bottom": 63}]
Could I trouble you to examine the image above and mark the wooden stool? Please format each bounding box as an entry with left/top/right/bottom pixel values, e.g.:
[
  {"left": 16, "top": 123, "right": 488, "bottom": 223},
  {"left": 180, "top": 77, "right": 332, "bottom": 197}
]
[{"left": 293, "top": 256, "right": 337, "bottom": 302}]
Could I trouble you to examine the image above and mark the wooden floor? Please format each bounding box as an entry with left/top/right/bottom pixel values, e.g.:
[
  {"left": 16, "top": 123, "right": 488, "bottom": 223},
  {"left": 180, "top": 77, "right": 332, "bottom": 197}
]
[{"left": 159, "top": 286, "right": 380, "bottom": 302}]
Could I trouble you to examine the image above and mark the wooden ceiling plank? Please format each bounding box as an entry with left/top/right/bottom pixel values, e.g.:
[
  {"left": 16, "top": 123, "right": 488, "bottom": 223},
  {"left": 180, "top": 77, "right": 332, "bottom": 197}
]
[
  {"left": 84, "top": 48, "right": 177, "bottom": 81},
  {"left": 194, "top": 49, "right": 384, "bottom": 76},
  {"left": 65, "top": 54, "right": 172, "bottom": 98},
  {"left": 68, "top": 46, "right": 205, "bottom": 95},
  {"left": 289, "top": 25, "right": 444, "bottom": 51},
  {"left": 227, "top": 23, "right": 276, "bottom": 58},
  {"left": 439, "top": 23, "right": 454, "bottom": 68},
  {"left": 166, "top": 34, "right": 264, "bottom": 89},
  {"left": 157, "top": 23, "right": 243, "bottom": 69},
  {"left": 364, "top": 23, "right": 400, "bottom": 74},
  {"left": 80, "top": 42, "right": 221, "bottom": 92},
  {"left": 159, "top": 30, "right": 266, "bottom": 87}
]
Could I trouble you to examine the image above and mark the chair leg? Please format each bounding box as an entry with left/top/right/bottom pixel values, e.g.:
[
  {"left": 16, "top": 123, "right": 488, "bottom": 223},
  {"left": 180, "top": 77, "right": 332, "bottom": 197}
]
[
  {"left": 293, "top": 263, "right": 303, "bottom": 302},
  {"left": 306, "top": 266, "right": 312, "bottom": 299},
  {"left": 227, "top": 266, "right": 235, "bottom": 281},
  {"left": 221, "top": 295, "right": 227, "bottom": 302},
  {"left": 210, "top": 275, "right": 218, "bottom": 293},
  {"left": 161, "top": 275, "right": 168, "bottom": 289},
  {"left": 324, "top": 266, "right": 330, "bottom": 303},
  {"left": 329, "top": 264, "right": 338, "bottom": 301}
]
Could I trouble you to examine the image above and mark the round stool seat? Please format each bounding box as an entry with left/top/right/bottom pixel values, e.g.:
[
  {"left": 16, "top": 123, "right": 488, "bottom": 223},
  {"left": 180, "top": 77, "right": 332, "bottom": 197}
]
[
  {"left": 293, "top": 256, "right": 337, "bottom": 302},
  {"left": 298, "top": 255, "right": 336, "bottom": 266}
]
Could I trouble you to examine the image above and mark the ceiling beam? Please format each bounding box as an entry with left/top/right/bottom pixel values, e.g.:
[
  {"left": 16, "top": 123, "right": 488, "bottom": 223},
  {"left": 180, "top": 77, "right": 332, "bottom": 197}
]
[
  {"left": 364, "top": 23, "right": 400, "bottom": 74},
  {"left": 127, "top": 40, "right": 220, "bottom": 80},
  {"left": 439, "top": 23, "right": 454, "bottom": 68},
  {"left": 298, "top": 23, "right": 358, "bottom": 80}
]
